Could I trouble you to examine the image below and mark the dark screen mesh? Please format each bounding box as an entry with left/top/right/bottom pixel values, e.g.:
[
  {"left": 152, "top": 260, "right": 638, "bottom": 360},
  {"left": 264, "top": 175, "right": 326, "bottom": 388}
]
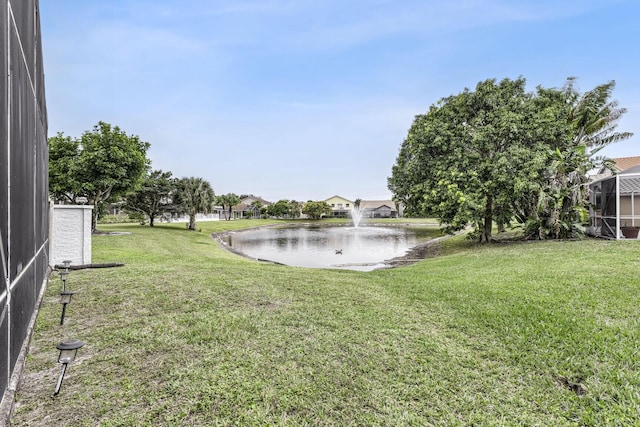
[
  {"left": 0, "top": 0, "right": 8, "bottom": 285},
  {"left": 10, "top": 0, "right": 35, "bottom": 80},
  {"left": 601, "top": 177, "right": 617, "bottom": 237},
  {"left": 35, "top": 5, "right": 46, "bottom": 130},
  {"left": 0, "top": 0, "right": 9, "bottom": 402},
  {"left": 10, "top": 269, "right": 36, "bottom": 370},
  {"left": 9, "top": 28, "right": 37, "bottom": 282},
  {"left": 0, "top": 313, "right": 8, "bottom": 399},
  {"left": 1, "top": 0, "right": 48, "bottom": 404}
]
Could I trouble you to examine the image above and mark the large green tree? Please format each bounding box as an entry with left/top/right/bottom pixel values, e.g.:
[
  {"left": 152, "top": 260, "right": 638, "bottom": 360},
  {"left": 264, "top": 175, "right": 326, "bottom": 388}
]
[
  {"left": 510, "top": 85, "right": 576, "bottom": 235},
  {"left": 124, "top": 170, "right": 175, "bottom": 227},
  {"left": 288, "top": 200, "right": 304, "bottom": 218},
  {"left": 266, "top": 200, "right": 291, "bottom": 218},
  {"left": 389, "top": 78, "right": 542, "bottom": 242},
  {"left": 49, "top": 121, "right": 150, "bottom": 232},
  {"left": 174, "top": 177, "right": 215, "bottom": 230},
  {"left": 302, "top": 201, "right": 333, "bottom": 220},
  {"left": 389, "top": 77, "right": 632, "bottom": 243}
]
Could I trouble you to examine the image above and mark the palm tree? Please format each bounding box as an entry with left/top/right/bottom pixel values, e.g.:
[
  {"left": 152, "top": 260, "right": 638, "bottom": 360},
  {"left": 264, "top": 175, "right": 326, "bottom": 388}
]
[
  {"left": 526, "top": 79, "right": 633, "bottom": 239},
  {"left": 216, "top": 193, "right": 241, "bottom": 221},
  {"left": 567, "top": 79, "right": 633, "bottom": 154},
  {"left": 564, "top": 79, "right": 633, "bottom": 224},
  {"left": 175, "top": 177, "right": 215, "bottom": 230}
]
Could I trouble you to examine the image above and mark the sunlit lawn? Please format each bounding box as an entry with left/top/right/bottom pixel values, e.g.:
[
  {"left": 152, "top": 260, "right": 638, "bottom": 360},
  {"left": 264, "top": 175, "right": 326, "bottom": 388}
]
[{"left": 10, "top": 219, "right": 640, "bottom": 426}]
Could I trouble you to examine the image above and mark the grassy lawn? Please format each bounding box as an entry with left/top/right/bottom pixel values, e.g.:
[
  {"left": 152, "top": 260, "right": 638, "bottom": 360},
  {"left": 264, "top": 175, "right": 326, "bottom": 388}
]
[{"left": 10, "top": 220, "right": 640, "bottom": 426}]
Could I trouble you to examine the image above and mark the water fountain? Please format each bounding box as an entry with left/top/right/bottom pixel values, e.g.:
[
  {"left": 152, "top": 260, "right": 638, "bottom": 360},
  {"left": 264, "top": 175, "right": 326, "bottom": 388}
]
[{"left": 350, "top": 206, "right": 364, "bottom": 228}]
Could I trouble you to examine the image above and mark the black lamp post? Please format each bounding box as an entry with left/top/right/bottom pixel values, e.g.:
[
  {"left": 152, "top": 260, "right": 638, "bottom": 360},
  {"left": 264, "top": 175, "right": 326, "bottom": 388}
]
[
  {"left": 59, "top": 291, "right": 76, "bottom": 325},
  {"left": 58, "top": 262, "right": 71, "bottom": 292},
  {"left": 54, "top": 339, "right": 85, "bottom": 396}
]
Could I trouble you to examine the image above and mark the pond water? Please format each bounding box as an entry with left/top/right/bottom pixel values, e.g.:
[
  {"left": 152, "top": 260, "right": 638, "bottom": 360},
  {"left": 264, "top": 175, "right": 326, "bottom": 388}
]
[{"left": 220, "top": 224, "right": 438, "bottom": 271}]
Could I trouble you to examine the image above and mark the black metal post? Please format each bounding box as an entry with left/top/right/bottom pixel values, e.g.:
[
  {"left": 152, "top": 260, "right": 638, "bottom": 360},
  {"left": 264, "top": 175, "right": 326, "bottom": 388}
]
[
  {"left": 54, "top": 363, "right": 68, "bottom": 396},
  {"left": 60, "top": 303, "right": 68, "bottom": 325}
]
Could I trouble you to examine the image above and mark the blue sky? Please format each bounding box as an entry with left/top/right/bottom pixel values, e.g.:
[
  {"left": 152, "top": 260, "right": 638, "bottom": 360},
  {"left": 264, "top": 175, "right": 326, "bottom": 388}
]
[{"left": 39, "top": 0, "right": 640, "bottom": 202}]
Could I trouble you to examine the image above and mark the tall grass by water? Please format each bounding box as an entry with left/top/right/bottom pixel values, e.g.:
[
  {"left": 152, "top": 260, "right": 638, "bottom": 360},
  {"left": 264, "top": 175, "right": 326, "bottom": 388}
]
[{"left": 11, "top": 220, "right": 640, "bottom": 426}]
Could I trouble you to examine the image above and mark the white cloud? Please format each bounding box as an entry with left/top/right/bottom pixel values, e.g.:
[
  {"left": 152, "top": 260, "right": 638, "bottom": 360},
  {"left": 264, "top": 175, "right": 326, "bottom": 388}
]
[{"left": 213, "top": 0, "right": 612, "bottom": 52}]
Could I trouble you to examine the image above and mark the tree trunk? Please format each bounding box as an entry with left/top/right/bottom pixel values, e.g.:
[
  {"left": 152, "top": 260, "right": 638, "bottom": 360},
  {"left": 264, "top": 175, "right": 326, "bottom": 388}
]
[
  {"left": 480, "top": 195, "right": 493, "bottom": 243},
  {"left": 188, "top": 214, "right": 196, "bottom": 230},
  {"left": 149, "top": 216, "right": 155, "bottom": 227},
  {"left": 91, "top": 202, "right": 98, "bottom": 233}
]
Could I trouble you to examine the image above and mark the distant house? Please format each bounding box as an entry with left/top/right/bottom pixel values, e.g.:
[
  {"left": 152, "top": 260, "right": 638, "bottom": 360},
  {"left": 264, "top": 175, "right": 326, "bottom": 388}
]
[
  {"left": 359, "top": 200, "right": 399, "bottom": 218},
  {"left": 324, "top": 195, "right": 353, "bottom": 218},
  {"left": 233, "top": 196, "right": 272, "bottom": 219},
  {"left": 323, "top": 196, "right": 400, "bottom": 219}
]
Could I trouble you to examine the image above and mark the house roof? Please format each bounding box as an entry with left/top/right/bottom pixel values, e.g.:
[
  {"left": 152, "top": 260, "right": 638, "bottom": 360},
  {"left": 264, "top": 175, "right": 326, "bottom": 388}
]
[
  {"left": 592, "top": 156, "right": 640, "bottom": 181},
  {"left": 324, "top": 195, "right": 354, "bottom": 205},
  {"left": 233, "top": 196, "right": 272, "bottom": 211},
  {"left": 612, "top": 156, "right": 640, "bottom": 172},
  {"left": 359, "top": 200, "right": 397, "bottom": 211},
  {"left": 240, "top": 196, "right": 271, "bottom": 205}
]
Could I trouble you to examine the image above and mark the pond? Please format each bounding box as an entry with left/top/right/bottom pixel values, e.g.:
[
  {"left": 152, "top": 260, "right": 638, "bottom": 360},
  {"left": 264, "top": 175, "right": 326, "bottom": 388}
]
[{"left": 219, "top": 224, "right": 441, "bottom": 271}]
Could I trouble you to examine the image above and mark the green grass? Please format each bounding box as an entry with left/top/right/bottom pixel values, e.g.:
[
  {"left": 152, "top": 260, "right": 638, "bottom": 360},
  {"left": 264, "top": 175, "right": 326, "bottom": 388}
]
[{"left": 11, "top": 220, "right": 640, "bottom": 426}]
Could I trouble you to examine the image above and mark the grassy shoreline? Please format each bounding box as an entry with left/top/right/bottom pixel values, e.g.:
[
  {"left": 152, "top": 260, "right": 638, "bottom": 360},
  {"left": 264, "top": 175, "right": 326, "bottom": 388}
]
[{"left": 10, "top": 220, "right": 640, "bottom": 425}]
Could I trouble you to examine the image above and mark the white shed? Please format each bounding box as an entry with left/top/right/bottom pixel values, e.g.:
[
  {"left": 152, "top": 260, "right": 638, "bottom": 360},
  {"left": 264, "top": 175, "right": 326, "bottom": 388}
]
[{"left": 49, "top": 204, "right": 93, "bottom": 266}]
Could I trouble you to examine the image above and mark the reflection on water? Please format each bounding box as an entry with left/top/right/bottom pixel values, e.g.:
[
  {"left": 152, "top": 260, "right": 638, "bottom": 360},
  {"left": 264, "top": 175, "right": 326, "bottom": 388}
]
[{"left": 223, "top": 224, "right": 430, "bottom": 271}]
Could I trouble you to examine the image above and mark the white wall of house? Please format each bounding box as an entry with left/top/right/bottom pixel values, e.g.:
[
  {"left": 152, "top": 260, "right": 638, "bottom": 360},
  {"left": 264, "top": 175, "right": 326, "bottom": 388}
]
[
  {"left": 49, "top": 205, "right": 93, "bottom": 266},
  {"left": 325, "top": 196, "right": 353, "bottom": 211}
]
